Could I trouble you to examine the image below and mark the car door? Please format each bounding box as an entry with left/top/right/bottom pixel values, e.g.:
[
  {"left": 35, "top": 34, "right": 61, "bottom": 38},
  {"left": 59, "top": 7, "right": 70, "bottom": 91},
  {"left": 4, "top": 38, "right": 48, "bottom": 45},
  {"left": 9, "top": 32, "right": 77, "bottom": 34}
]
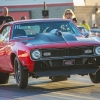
[{"left": 0, "top": 25, "right": 12, "bottom": 71}]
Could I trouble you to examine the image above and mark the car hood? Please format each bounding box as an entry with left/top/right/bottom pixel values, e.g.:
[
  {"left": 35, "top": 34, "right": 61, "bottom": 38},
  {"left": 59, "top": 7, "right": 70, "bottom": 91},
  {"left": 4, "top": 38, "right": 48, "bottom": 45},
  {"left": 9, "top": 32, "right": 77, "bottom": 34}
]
[
  {"left": 91, "top": 37, "right": 100, "bottom": 42},
  {"left": 16, "top": 32, "right": 100, "bottom": 49}
]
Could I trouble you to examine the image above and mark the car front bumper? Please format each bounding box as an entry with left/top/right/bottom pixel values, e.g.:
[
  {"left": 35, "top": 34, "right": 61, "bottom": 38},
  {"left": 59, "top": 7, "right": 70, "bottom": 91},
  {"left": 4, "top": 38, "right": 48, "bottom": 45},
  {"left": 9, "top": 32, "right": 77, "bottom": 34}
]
[{"left": 32, "top": 55, "right": 100, "bottom": 76}]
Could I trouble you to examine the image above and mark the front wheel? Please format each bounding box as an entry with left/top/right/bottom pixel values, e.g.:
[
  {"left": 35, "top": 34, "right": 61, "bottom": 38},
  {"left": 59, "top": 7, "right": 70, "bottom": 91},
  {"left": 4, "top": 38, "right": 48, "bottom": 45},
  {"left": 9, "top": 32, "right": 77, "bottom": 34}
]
[
  {"left": 89, "top": 69, "right": 100, "bottom": 83},
  {"left": 14, "top": 57, "right": 28, "bottom": 89}
]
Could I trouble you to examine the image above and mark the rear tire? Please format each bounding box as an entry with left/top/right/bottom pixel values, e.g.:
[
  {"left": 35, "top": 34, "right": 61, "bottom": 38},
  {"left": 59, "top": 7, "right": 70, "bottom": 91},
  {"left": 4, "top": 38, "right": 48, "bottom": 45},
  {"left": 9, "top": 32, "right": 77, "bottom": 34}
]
[
  {"left": 89, "top": 69, "right": 100, "bottom": 83},
  {"left": 14, "top": 57, "right": 28, "bottom": 89},
  {"left": 0, "top": 72, "right": 9, "bottom": 84},
  {"left": 49, "top": 75, "right": 68, "bottom": 82}
]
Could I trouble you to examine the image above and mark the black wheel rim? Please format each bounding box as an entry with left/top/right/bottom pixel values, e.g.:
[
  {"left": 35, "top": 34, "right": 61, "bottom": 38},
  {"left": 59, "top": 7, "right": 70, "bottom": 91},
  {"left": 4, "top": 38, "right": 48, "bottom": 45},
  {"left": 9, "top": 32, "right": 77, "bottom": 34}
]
[{"left": 15, "top": 60, "right": 21, "bottom": 83}]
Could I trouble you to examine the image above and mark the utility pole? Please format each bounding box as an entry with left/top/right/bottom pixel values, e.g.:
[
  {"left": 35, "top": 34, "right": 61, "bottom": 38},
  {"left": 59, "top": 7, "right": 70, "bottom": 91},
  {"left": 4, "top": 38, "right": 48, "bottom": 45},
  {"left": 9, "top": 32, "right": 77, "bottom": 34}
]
[{"left": 42, "top": 2, "right": 49, "bottom": 18}]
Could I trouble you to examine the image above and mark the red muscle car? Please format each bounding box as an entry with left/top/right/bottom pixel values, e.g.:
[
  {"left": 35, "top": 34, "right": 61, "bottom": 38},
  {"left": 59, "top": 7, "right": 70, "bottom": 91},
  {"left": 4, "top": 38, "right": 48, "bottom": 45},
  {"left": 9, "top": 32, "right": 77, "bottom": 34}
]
[{"left": 0, "top": 18, "right": 100, "bottom": 89}]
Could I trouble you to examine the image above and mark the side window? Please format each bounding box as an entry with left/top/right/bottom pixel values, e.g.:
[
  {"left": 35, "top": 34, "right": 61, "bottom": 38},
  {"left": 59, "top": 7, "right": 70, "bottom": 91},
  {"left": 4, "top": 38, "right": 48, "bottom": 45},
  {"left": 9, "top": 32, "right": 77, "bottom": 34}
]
[{"left": 0, "top": 26, "right": 11, "bottom": 41}]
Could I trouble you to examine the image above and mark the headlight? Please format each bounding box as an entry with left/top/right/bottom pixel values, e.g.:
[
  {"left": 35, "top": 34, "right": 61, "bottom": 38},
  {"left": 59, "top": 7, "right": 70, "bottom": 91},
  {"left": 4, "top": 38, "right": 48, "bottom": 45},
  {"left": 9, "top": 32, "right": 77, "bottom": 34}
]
[
  {"left": 95, "top": 47, "right": 100, "bottom": 55},
  {"left": 84, "top": 49, "right": 92, "bottom": 54},
  {"left": 31, "top": 50, "right": 41, "bottom": 59},
  {"left": 43, "top": 52, "right": 51, "bottom": 57}
]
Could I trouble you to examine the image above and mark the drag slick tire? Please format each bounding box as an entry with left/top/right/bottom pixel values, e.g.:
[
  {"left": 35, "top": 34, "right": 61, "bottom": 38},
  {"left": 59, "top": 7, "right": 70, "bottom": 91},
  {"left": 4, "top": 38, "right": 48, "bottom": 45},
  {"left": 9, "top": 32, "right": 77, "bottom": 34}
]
[
  {"left": 49, "top": 75, "right": 68, "bottom": 82},
  {"left": 14, "top": 57, "right": 28, "bottom": 89},
  {"left": 0, "top": 72, "right": 9, "bottom": 84},
  {"left": 89, "top": 69, "right": 100, "bottom": 83}
]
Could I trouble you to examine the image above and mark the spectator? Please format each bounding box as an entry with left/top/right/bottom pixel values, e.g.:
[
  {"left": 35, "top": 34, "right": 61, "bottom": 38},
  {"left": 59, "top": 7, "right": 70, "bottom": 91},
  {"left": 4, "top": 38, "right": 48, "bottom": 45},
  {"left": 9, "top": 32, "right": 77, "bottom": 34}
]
[
  {"left": 63, "top": 9, "right": 77, "bottom": 24},
  {"left": 63, "top": 9, "right": 75, "bottom": 19},
  {"left": 92, "top": 23, "right": 98, "bottom": 28},
  {"left": 0, "top": 7, "right": 14, "bottom": 27},
  {"left": 21, "top": 16, "right": 27, "bottom": 20},
  {"left": 80, "top": 20, "right": 90, "bottom": 31}
]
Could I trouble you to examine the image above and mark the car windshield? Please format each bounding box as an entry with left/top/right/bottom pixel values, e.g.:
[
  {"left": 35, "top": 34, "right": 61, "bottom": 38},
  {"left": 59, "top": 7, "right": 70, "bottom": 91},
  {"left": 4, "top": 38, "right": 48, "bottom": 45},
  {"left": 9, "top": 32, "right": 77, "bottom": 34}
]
[{"left": 12, "top": 21, "right": 81, "bottom": 39}]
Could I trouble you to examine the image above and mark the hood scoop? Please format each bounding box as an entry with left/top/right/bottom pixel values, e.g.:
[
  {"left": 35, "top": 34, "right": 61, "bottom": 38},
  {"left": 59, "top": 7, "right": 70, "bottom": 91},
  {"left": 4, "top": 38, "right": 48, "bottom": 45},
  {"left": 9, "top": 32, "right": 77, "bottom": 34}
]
[
  {"left": 27, "top": 29, "right": 78, "bottom": 45},
  {"left": 50, "top": 29, "right": 77, "bottom": 41},
  {"left": 50, "top": 29, "right": 62, "bottom": 36}
]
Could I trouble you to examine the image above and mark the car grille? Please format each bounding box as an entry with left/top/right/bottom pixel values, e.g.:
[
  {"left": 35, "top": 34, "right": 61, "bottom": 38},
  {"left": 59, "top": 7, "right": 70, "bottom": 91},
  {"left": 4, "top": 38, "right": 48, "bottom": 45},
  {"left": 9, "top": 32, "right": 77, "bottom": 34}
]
[{"left": 41, "top": 47, "right": 94, "bottom": 57}]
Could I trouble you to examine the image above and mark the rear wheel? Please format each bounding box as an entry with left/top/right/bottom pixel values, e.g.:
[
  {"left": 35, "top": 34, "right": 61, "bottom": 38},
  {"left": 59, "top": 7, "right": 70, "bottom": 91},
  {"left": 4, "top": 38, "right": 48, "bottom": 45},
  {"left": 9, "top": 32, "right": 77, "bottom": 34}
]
[
  {"left": 49, "top": 75, "right": 68, "bottom": 82},
  {"left": 0, "top": 72, "right": 9, "bottom": 84},
  {"left": 14, "top": 57, "right": 28, "bottom": 89},
  {"left": 89, "top": 69, "right": 100, "bottom": 83}
]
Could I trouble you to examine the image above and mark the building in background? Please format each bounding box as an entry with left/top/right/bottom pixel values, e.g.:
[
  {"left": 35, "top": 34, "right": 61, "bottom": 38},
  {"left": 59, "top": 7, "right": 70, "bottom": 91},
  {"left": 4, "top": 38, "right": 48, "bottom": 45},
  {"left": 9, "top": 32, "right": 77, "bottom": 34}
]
[
  {"left": 0, "top": 0, "right": 100, "bottom": 27},
  {"left": 0, "top": 0, "right": 74, "bottom": 20},
  {"left": 74, "top": 0, "right": 100, "bottom": 28}
]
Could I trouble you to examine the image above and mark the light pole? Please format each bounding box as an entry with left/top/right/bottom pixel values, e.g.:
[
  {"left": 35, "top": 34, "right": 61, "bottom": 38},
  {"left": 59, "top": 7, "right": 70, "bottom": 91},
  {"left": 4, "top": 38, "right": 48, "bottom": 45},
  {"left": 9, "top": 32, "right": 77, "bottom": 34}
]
[{"left": 42, "top": 2, "right": 49, "bottom": 18}]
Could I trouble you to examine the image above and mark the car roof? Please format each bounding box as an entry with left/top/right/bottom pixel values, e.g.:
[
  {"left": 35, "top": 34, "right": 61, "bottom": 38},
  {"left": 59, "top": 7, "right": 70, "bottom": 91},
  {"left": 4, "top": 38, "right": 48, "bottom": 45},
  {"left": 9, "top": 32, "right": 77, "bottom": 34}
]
[
  {"left": 77, "top": 26, "right": 84, "bottom": 28},
  {"left": 90, "top": 29, "right": 100, "bottom": 31},
  {"left": 6, "top": 18, "right": 71, "bottom": 25}
]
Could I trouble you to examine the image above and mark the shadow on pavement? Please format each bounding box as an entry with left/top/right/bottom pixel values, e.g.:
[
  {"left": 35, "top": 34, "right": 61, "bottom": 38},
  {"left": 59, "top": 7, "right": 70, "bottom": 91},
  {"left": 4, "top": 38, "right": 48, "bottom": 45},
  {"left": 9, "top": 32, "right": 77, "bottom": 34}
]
[{"left": 0, "top": 79, "right": 95, "bottom": 99}]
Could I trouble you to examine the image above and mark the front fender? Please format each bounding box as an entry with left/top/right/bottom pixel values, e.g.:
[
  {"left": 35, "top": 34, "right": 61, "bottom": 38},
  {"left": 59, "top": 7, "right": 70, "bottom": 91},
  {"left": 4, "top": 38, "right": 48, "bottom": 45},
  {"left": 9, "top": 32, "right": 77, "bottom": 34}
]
[{"left": 11, "top": 42, "right": 35, "bottom": 72}]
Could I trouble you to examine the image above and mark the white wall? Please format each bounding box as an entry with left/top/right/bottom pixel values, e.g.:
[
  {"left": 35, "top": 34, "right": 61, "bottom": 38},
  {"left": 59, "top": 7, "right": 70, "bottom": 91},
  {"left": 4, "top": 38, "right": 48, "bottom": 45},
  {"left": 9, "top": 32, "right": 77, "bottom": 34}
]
[
  {"left": 73, "top": 0, "right": 85, "bottom": 6},
  {"left": 1, "top": 0, "right": 73, "bottom": 6}
]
